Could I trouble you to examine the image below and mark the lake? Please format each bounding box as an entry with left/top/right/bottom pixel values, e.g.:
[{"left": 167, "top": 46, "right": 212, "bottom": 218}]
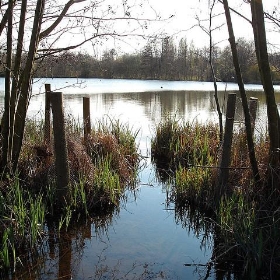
[{"left": 0, "top": 77, "right": 279, "bottom": 279}]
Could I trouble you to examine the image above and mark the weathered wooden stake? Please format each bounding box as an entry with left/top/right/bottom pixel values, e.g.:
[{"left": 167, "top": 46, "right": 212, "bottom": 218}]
[
  {"left": 44, "top": 84, "right": 51, "bottom": 144},
  {"left": 50, "top": 92, "right": 70, "bottom": 206},
  {"left": 83, "top": 97, "right": 91, "bottom": 140},
  {"left": 249, "top": 97, "right": 258, "bottom": 132},
  {"left": 217, "top": 93, "right": 236, "bottom": 194}
]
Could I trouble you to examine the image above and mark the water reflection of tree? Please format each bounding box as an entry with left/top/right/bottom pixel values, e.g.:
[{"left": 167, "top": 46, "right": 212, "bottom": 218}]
[
  {"left": 11, "top": 209, "right": 117, "bottom": 280},
  {"left": 64, "top": 89, "right": 272, "bottom": 135},
  {"left": 165, "top": 196, "right": 215, "bottom": 279},
  {"left": 164, "top": 187, "right": 247, "bottom": 280}
]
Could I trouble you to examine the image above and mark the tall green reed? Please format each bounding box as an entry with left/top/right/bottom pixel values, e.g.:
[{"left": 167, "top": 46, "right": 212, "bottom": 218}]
[{"left": 0, "top": 177, "right": 45, "bottom": 269}]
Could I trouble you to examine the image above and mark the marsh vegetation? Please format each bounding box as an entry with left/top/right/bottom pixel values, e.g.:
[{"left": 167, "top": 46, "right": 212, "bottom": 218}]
[
  {"left": 0, "top": 116, "right": 140, "bottom": 275},
  {"left": 151, "top": 116, "right": 279, "bottom": 278}
]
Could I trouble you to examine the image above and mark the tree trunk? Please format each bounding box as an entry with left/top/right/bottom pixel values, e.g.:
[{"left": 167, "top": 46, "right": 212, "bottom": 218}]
[
  {"left": 209, "top": 1, "right": 223, "bottom": 141},
  {"left": 250, "top": 0, "right": 280, "bottom": 171},
  {"left": 1, "top": 0, "right": 89, "bottom": 174},
  {"left": 8, "top": 0, "right": 27, "bottom": 169},
  {"left": 1, "top": 0, "right": 13, "bottom": 172},
  {"left": 12, "top": 0, "right": 45, "bottom": 172},
  {"left": 222, "top": 0, "right": 260, "bottom": 184}
]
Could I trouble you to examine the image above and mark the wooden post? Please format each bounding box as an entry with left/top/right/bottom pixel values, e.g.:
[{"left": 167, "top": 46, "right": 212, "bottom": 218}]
[
  {"left": 50, "top": 92, "right": 70, "bottom": 206},
  {"left": 44, "top": 84, "right": 51, "bottom": 145},
  {"left": 83, "top": 97, "right": 91, "bottom": 140},
  {"left": 218, "top": 93, "right": 236, "bottom": 193},
  {"left": 249, "top": 97, "right": 258, "bottom": 132}
]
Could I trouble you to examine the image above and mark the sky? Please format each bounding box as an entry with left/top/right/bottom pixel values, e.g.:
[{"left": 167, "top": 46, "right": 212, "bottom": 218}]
[
  {"left": 2, "top": 0, "right": 279, "bottom": 56},
  {"left": 42, "top": 0, "right": 280, "bottom": 56},
  {"left": 94, "top": 0, "right": 280, "bottom": 55},
  {"left": 147, "top": 0, "right": 280, "bottom": 48}
]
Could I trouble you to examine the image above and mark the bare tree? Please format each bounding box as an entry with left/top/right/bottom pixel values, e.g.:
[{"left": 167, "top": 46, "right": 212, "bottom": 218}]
[
  {"left": 208, "top": 0, "right": 223, "bottom": 141},
  {"left": 250, "top": 0, "right": 280, "bottom": 175},
  {"left": 0, "top": 0, "right": 158, "bottom": 173},
  {"left": 196, "top": 0, "right": 224, "bottom": 141},
  {"left": 222, "top": 0, "right": 260, "bottom": 184}
]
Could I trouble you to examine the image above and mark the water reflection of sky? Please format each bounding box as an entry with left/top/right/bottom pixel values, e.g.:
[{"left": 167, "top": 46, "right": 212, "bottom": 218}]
[
  {"left": 77, "top": 185, "right": 213, "bottom": 279},
  {"left": 28, "top": 78, "right": 280, "bottom": 94},
  {"left": 2, "top": 77, "right": 280, "bottom": 96}
]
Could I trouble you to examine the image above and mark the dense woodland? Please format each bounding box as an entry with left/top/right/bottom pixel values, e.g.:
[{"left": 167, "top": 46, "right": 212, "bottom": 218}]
[{"left": 23, "top": 37, "right": 280, "bottom": 83}]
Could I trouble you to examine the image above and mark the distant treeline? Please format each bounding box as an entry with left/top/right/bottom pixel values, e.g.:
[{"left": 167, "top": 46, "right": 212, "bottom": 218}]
[{"left": 3, "top": 37, "right": 280, "bottom": 83}]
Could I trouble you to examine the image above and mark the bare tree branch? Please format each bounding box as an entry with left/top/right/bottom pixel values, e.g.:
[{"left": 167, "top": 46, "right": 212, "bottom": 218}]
[
  {"left": 264, "top": 11, "right": 280, "bottom": 29},
  {"left": 36, "top": 32, "right": 159, "bottom": 57},
  {"left": 218, "top": 0, "right": 252, "bottom": 24},
  {"left": 0, "top": 0, "right": 17, "bottom": 36},
  {"left": 39, "top": 0, "right": 86, "bottom": 40}
]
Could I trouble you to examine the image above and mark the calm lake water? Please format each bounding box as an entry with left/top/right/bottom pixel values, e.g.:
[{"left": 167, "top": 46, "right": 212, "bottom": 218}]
[{"left": 1, "top": 78, "right": 280, "bottom": 279}]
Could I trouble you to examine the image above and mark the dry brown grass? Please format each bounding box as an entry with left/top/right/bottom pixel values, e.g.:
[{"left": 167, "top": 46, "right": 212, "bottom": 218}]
[{"left": 86, "top": 131, "right": 139, "bottom": 185}]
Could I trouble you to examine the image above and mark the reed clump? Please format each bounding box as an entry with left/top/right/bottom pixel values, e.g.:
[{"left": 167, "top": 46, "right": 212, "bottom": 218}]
[
  {"left": 0, "top": 116, "right": 140, "bottom": 271},
  {"left": 151, "top": 116, "right": 279, "bottom": 278},
  {"left": 151, "top": 116, "right": 219, "bottom": 170}
]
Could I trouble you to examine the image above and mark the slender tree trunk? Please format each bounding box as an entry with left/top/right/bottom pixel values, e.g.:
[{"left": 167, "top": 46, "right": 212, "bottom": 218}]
[
  {"left": 209, "top": 0, "right": 223, "bottom": 141},
  {"left": 1, "top": 0, "right": 13, "bottom": 172},
  {"left": 8, "top": 0, "right": 27, "bottom": 167},
  {"left": 0, "top": 5, "right": 10, "bottom": 36},
  {"left": 10, "top": 0, "right": 28, "bottom": 117},
  {"left": 250, "top": 0, "right": 280, "bottom": 170},
  {"left": 1, "top": 0, "right": 85, "bottom": 174},
  {"left": 222, "top": 0, "right": 260, "bottom": 183},
  {"left": 12, "top": 0, "right": 45, "bottom": 171}
]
